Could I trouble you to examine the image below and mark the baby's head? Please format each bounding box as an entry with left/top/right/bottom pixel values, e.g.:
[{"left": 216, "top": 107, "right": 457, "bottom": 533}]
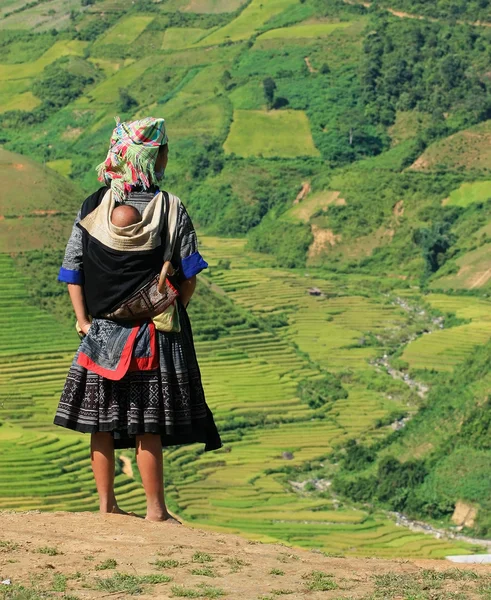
[{"left": 111, "top": 204, "right": 141, "bottom": 227}]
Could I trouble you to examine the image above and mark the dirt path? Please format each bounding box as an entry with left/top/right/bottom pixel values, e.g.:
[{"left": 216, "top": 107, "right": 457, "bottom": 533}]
[
  {"left": 0, "top": 512, "right": 489, "bottom": 599},
  {"left": 470, "top": 267, "right": 491, "bottom": 289},
  {"left": 294, "top": 181, "right": 311, "bottom": 204},
  {"left": 304, "top": 56, "right": 317, "bottom": 73},
  {"left": 342, "top": 0, "right": 491, "bottom": 27}
]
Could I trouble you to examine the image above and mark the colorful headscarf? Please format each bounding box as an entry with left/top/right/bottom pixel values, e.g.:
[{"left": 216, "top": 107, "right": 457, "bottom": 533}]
[{"left": 96, "top": 116, "right": 169, "bottom": 203}]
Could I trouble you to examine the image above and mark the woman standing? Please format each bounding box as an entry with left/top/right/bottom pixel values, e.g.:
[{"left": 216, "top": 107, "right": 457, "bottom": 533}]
[{"left": 54, "top": 116, "right": 222, "bottom": 522}]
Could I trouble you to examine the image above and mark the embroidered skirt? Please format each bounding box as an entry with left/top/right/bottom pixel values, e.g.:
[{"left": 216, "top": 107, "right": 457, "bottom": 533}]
[{"left": 53, "top": 305, "right": 222, "bottom": 451}]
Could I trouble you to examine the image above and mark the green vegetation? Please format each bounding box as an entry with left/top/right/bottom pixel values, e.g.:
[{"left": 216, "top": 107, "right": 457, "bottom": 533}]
[
  {"left": 446, "top": 181, "right": 491, "bottom": 207},
  {"left": 94, "top": 572, "right": 172, "bottom": 594},
  {"left": 332, "top": 339, "right": 491, "bottom": 535},
  {"left": 194, "top": 0, "right": 299, "bottom": 45},
  {"left": 95, "top": 558, "right": 117, "bottom": 570},
  {"left": 372, "top": 0, "right": 491, "bottom": 21},
  {"left": 224, "top": 109, "right": 320, "bottom": 158},
  {"left": 96, "top": 15, "right": 154, "bottom": 46},
  {"left": 259, "top": 22, "right": 351, "bottom": 40},
  {"left": 0, "top": 0, "right": 491, "bottom": 560}
]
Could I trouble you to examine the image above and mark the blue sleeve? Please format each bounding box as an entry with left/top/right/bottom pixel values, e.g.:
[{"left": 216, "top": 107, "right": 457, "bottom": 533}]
[
  {"left": 172, "top": 201, "right": 208, "bottom": 282},
  {"left": 58, "top": 209, "right": 85, "bottom": 285}
]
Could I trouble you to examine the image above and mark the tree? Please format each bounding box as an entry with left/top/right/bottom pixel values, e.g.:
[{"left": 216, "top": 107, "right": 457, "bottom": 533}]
[
  {"left": 119, "top": 88, "right": 138, "bottom": 112},
  {"left": 413, "top": 222, "right": 456, "bottom": 274},
  {"left": 263, "top": 77, "right": 277, "bottom": 109},
  {"left": 220, "top": 70, "right": 234, "bottom": 91}
]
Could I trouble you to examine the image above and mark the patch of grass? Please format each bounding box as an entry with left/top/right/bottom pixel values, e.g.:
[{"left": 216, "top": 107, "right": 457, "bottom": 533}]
[
  {"left": 276, "top": 552, "right": 300, "bottom": 563},
  {"left": 270, "top": 568, "right": 285, "bottom": 576},
  {"left": 302, "top": 570, "right": 338, "bottom": 592},
  {"left": 93, "top": 573, "right": 172, "bottom": 594},
  {"left": 171, "top": 583, "right": 226, "bottom": 598},
  {"left": 372, "top": 570, "right": 481, "bottom": 597},
  {"left": 138, "top": 574, "right": 173, "bottom": 584},
  {"left": 223, "top": 556, "right": 249, "bottom": 572},
  {"left": 422, "top": 569, "right": 481, "bottom": 582},
  {"left": 154, "top": 558, "right": 180, "bottom": 568},
  {"left": 95, "top": 558, "right": 117, "bottom": 570},
  {"left": 0, "top": 540, "right": 19, "bottom": 552},
  {"left": 0, "top": 582, "right": 79, "bottom": 599},
  {"left": 192, "top": 551, "right": 214, "bottom": 563},
  {"left": 190, "top": 567, "right": 217, "bottom": 577},
  {"left": 94, "top": 573, "right": 143, "bottom": 595},
  {"left": 318, "top": 550, "right": 346, "bottom": 558},
  {"left": 37, "top": 546, "right": 62, "bottom": 556},
  {"left": 270, "top": 590, "right": 296, "bottom": 596},
  {"left": 52, "top": 573, "right": 67, "bottom": 592}
]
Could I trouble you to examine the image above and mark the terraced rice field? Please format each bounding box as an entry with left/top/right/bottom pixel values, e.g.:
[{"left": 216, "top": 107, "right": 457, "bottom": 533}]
[
  {"left": 46, "top": 158, "right": 72, "bottom": 177},
  {"left": 401, "top": 293, "right": 491, "bottom": 369},
  {"left": 160, "top": 0, "right": 246, "bottom": 11},
  {"left": 0, "top": 0, "right": 82, "bottom": 31},
  {"left": 445, "top": 180, "right": 491, "bottom": 207},
  {"left": 0, "top": 240, "right": 481, "bottom": 557},
  {"left": 0, "top": 91, "right": 40, "bottom": 114},
  {"left": 79, "top": 57, "right": 155, "bottom": 105},
  {"left": 194, "top": 0, "right": 299, "bottom": 45},
  {"left": 258, "top": 22, "right": 352, "bottom": 40},
  {"left": 161, "top": 28, "right": 210, "bottom": 50},
  {"left": 224, "top": 109, "right": 320, "bottom": 158},
  {"left": 433, "top": 244, "right": 491, "bottom": 291},
  {"left": 0, "top": 254, "right": 148, "bottom": 513},
  {"left": 0, "top": 40, "right": 87, "bottom": 81},
  {"left": 96, "top": 15, "right": 154, "bottom": 46}
]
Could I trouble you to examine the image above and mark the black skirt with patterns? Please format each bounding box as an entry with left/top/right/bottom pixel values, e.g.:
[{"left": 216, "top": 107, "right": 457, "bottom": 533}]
[{"left": 53, "top": 303, "right": 222, "bottom": 451}]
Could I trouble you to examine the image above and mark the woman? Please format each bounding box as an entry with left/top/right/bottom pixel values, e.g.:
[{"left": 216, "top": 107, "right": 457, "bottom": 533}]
[{"left": 54, "top": 116, "right": 222, "bottom": 522}]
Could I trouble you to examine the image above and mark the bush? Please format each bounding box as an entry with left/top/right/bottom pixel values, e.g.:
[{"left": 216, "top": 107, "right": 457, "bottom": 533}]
[
  {"left": 31, "top": 57, "right": 94, "bottom": 109},
  {"left": 247, "top": 218, "right": 313, "bottom": 268},
  {"left": 297, "top": 374, "right": 348, "bottom": 409}
]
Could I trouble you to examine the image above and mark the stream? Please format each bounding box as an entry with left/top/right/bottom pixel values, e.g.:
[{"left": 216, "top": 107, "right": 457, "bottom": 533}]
[{"left": 290, "top": 294, "right": 491, "bottom": 552}]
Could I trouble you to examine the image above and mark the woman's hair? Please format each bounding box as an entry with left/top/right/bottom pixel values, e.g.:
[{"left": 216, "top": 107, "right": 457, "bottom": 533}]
[{"left": 96, "top": 116, "right": 168, "bottom": 203}]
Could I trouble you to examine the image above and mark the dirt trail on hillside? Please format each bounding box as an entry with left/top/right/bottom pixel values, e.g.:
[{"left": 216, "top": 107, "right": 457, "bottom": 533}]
[
  {"left": 0, "top": 512, "right": 489, "bottom": 599},
  {"left": 342, "top": 0, "right": 491, "bottom": 27},
  {"left": 304, "top": 57, "right": 317, "bottom": 73}
]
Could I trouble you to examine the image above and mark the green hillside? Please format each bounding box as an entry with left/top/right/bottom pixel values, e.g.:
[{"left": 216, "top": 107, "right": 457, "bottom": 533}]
[{"left": 0, "top": 0, "right": 491, "bottom": 556}]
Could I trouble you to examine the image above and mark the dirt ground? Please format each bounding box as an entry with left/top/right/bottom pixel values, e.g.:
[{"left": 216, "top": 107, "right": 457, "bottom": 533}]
[{"left": 0, "top": 511, "right": 490, "bottom": 599}]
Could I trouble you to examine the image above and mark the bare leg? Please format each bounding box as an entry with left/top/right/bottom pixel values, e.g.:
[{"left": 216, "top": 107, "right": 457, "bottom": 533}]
[
  {"left": 135, "top": 433, "right": 181, "bottom": 523},
  {"left": 90, "top": 432, "right": 125, "bottom": 514}
]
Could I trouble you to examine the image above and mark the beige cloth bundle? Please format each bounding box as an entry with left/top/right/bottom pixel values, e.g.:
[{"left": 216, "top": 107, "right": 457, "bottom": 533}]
[{"left": 78, "top": 188, "right": 179, "bottom": 256}]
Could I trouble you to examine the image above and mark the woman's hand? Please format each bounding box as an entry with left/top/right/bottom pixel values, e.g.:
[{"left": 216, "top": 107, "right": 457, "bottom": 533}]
[
  {"left": 80, "top": 321, "right": 92, "bottom": 335},
  {"left": 179, "top": 275, "right": 196, "bottom": 308}
]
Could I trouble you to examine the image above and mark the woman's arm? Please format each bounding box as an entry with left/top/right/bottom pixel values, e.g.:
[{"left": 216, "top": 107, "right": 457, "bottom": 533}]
[
  {"left": 179, "top": 275, "right": 196, "bottom": 308},
  {"left": 68, "top": 284, "right": 91, "bottom": 334}
]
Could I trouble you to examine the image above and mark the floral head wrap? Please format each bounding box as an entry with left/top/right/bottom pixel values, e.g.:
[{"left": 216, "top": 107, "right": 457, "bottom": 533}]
[{"left": 96, "top": 116, "right": 169, "bottom": 203}]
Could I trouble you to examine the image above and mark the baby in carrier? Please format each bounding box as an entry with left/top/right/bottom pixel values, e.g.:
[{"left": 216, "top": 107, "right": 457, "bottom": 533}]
[{"left": 111, "top": 204, "right": 141, "bottom": 227}]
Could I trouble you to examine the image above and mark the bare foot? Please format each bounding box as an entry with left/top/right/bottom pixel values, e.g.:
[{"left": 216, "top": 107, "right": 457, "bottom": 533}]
[
  {"left": 101, "top": 506, "right": 141, "bottom": 517},
  {"left": 146, "top": 511, "right": 182, "bottom": 524}
]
